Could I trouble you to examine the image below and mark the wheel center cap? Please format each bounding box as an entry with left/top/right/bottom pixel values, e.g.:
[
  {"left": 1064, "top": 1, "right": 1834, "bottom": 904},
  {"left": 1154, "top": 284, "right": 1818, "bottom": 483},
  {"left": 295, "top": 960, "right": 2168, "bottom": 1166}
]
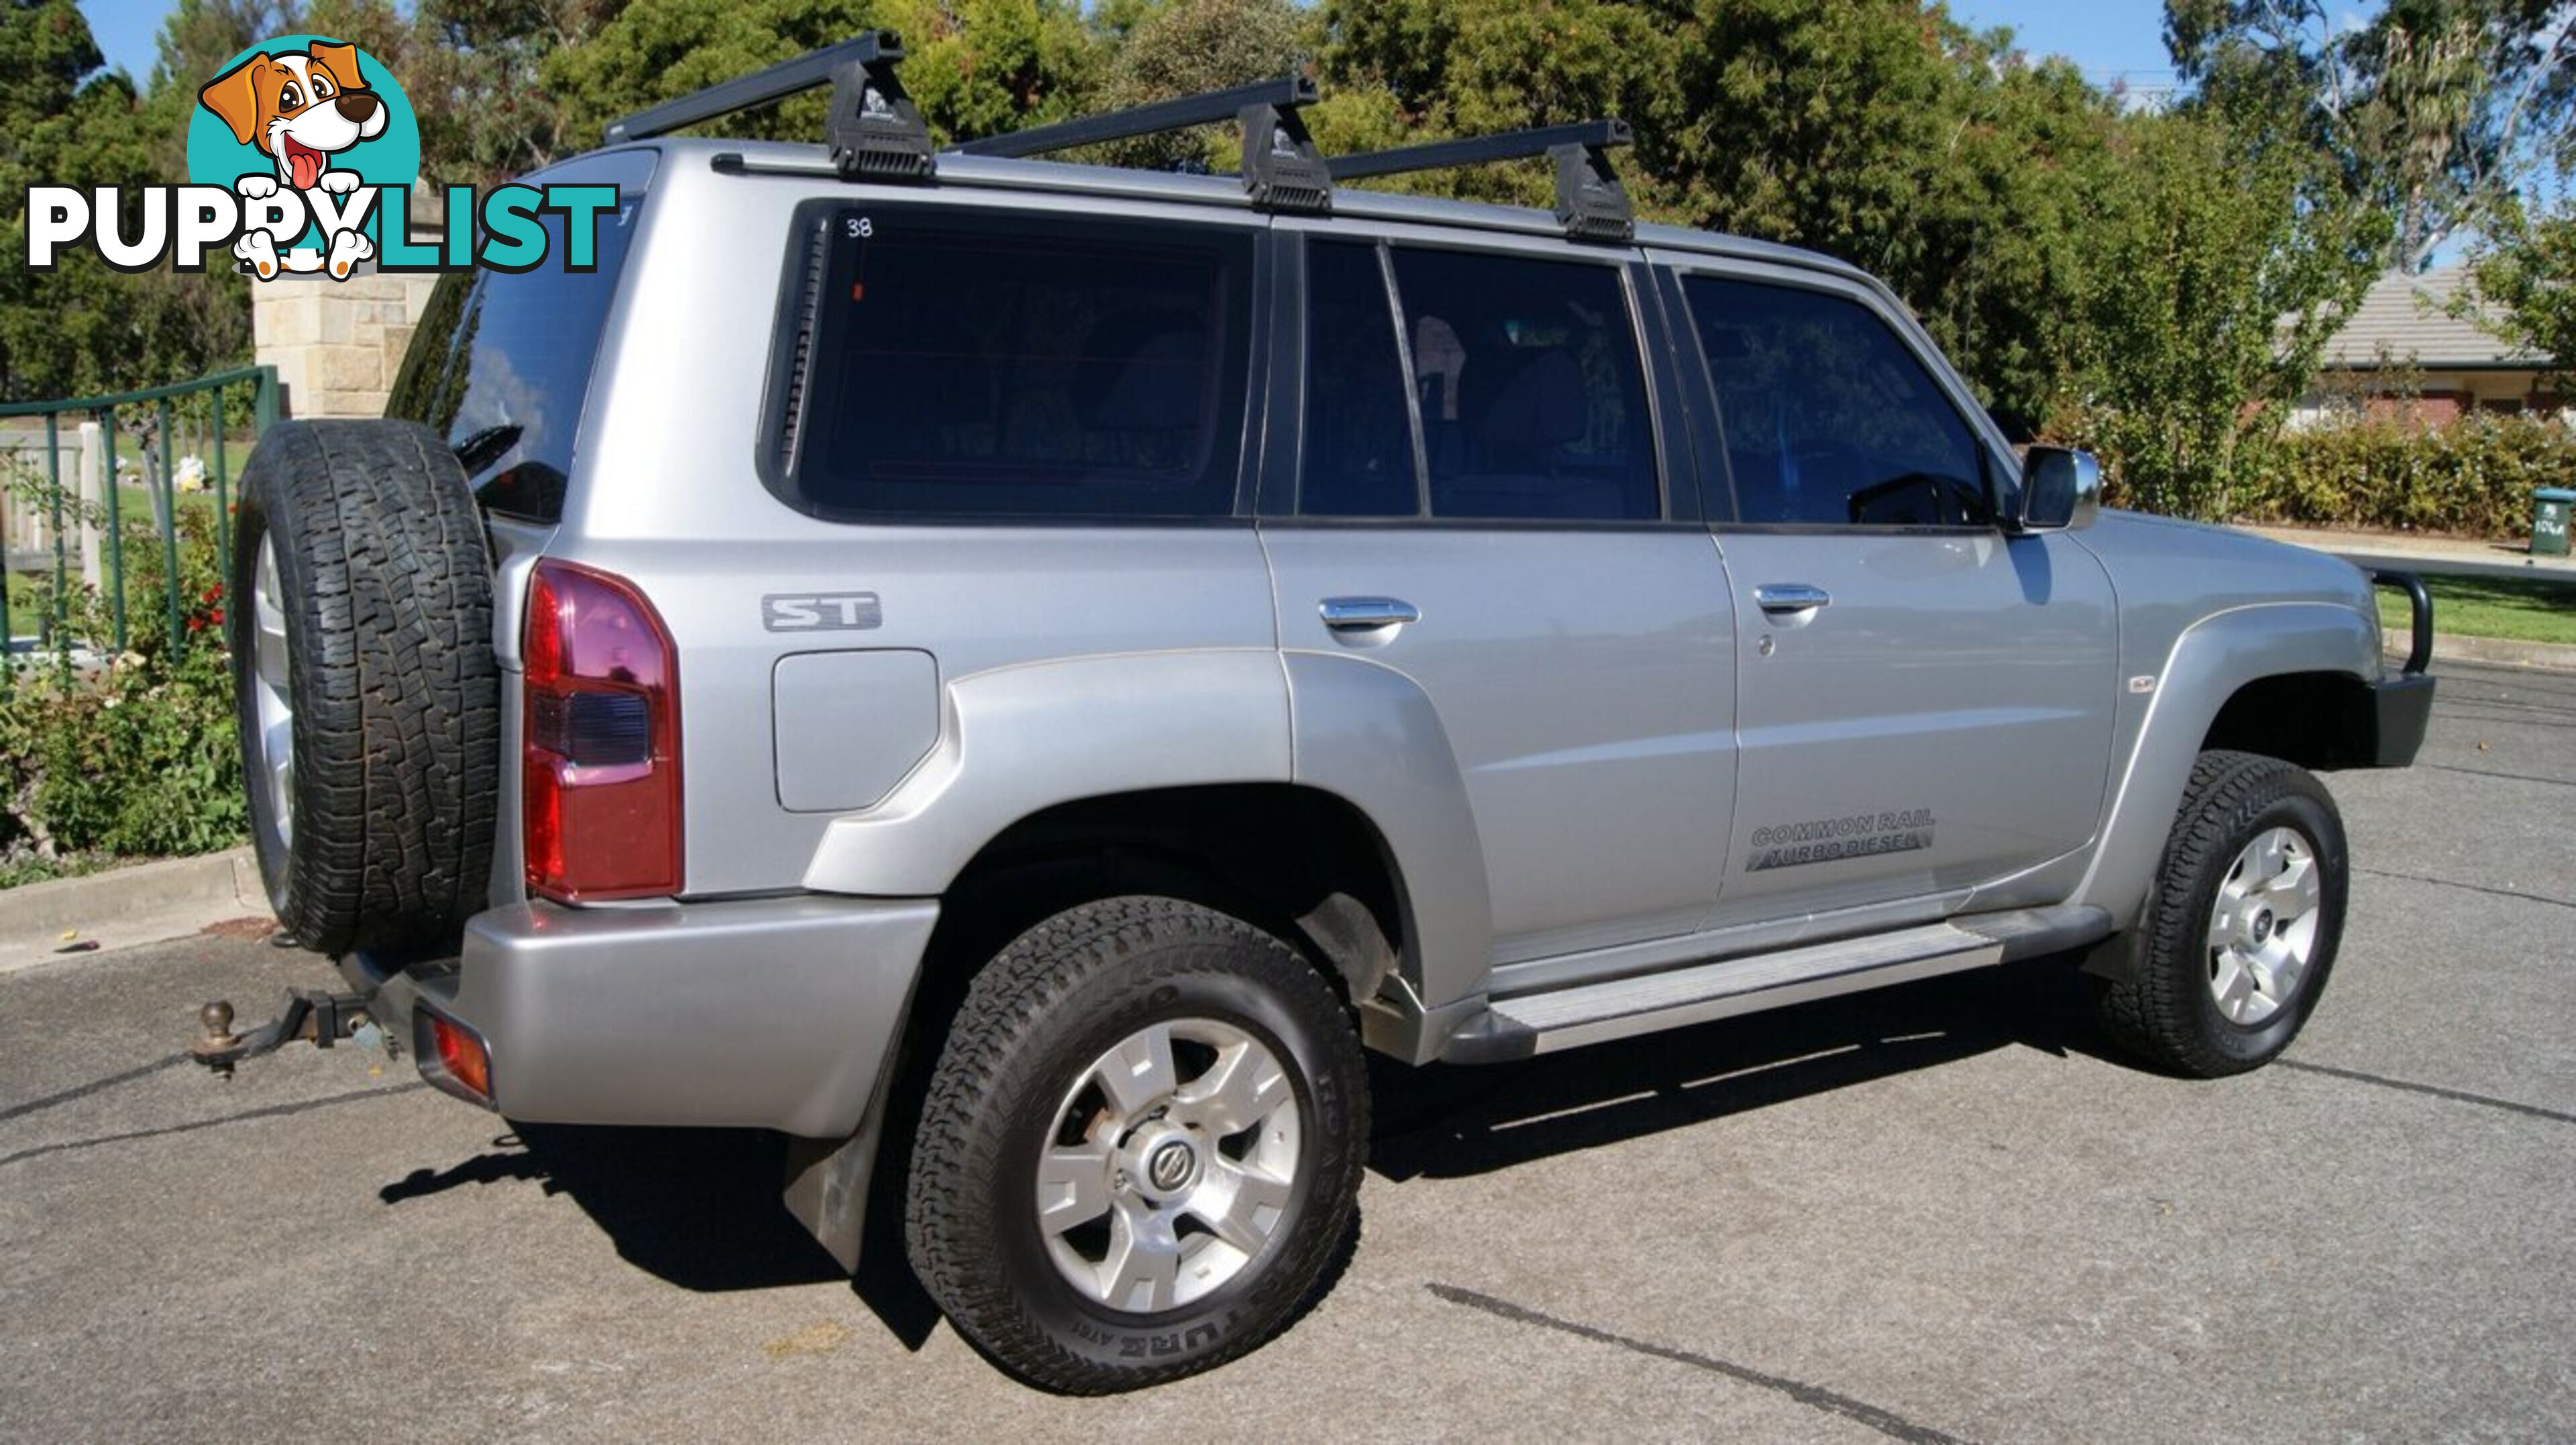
[
  {"left": 2251, "top": 909, "right": 2275, "bottom": 943},
  {"left": 1146, "top": 1138, "right": 1197, "bottom": 1194}
]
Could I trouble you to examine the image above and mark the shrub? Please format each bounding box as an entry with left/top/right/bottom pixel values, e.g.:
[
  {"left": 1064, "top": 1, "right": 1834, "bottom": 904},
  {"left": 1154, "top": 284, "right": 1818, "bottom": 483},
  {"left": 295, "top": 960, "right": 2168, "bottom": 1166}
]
[
  {"left": 1, "top": 474, "right": 243, "bottom": 880},
  {"left": 2230, "top": 413, "right": 2576, "bottom": 537}
]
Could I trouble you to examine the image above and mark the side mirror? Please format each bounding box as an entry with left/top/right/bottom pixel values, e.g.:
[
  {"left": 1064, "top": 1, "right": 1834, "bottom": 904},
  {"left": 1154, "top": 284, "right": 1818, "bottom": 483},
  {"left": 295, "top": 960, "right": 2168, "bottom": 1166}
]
[{"left": 2016, "top": 446, "right": 2100, "bottom": 532}]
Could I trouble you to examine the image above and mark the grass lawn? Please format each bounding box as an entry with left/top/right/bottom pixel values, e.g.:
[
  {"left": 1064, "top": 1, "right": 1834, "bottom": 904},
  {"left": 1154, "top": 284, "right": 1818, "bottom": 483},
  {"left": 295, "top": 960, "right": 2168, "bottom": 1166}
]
[
  {"left": 7, "top": 485, "right": 225, "bottom": 640},
  {"left": 5, "top": 572, "right": 42, "bottom": 639},
  {"left": 2379, "top": 572, "right": 2576, "bottom": 647}
]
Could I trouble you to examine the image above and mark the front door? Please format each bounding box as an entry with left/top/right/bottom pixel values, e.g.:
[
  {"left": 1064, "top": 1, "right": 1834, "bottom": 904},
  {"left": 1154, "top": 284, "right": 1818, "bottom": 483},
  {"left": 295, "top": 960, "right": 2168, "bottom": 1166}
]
[
  {"left": 1261, "top": 229, "right": 1738, "bottom": 967},
  {"left": 1656, "top": 257, "right": 2118, "bottom": 928}
]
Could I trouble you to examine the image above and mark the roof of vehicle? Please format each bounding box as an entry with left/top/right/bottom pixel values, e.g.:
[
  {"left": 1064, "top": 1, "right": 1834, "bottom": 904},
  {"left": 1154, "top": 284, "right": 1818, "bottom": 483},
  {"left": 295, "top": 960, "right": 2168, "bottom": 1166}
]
[{"left": 598, "top": 136, "right": 1874, "bottom": 289}]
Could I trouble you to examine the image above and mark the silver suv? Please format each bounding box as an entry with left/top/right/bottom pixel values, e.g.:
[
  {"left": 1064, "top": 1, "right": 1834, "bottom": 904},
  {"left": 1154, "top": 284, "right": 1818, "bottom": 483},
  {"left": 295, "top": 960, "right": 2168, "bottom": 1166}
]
[{"left": 209, "top": 35, "right": 2435, "bottom": 1393}]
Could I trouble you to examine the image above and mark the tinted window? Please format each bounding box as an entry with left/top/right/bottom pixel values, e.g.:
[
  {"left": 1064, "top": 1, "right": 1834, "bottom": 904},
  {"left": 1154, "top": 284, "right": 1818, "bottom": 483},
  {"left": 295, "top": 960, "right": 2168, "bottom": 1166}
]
[
  {"left": 1300, "top": 241, "right": 1417, "bottom": 517},
  {"left": 398, "top": 190, "right": 647, "bottom": 523},
  {"left": 1682, "top": 277, "right": 1989, "bottom": 527},
  {"left": 384, "top": 271, "right": 468, "bottom": 427},
  {"left": 1388, "top": 248, "right": 1658, "bottom": 522},
  {"left": 786, "top": 208, "right": 1254, "bottom": 519}
]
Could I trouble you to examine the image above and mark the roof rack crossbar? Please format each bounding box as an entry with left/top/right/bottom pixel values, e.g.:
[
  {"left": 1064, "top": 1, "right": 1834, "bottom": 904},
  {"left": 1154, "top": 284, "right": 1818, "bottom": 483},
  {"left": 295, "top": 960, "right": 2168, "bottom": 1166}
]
[
  {"left": 1328, "top": 119, "right": 1637, "bottom": 243},
  {"left": 604, "top": 30, "right": 934, "bottom": 182},
  {"left": 1322, "top": 120, "right": 1624, "bottom": 181},
  {"left": 953, "top": 74, "right": 1332, "bottom": 213}
]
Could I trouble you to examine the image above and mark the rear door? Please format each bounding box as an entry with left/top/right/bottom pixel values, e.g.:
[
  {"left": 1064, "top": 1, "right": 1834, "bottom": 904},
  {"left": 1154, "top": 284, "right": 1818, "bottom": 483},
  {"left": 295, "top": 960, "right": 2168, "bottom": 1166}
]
[
  {"left": 1654, "top": 255, "right": 2117, "bottom": 928},
  {"left": 1259, "top": 223, "right": 1738, "bottom": 969}
]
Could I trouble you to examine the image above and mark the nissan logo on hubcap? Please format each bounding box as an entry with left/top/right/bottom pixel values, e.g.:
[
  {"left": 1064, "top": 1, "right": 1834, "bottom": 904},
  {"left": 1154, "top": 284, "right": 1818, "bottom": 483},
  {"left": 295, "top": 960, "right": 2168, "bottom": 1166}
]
[{"left": 1147, "top": 1140, "right": 1195, "bottom": 1192}]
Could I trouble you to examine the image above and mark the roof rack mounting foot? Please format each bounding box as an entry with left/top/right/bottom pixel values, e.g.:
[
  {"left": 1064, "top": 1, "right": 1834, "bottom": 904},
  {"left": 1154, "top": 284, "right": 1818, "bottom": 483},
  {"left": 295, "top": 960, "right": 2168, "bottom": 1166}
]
[
  {"left": 604, "top": 30, "right": 934, "bottom": 184},
  {"left": 1327, "top": 119, "right": 1636, "bottom": 242},
  {"left": 826, "top": 43, "right": 934, "bottom": 181},
  {"left": 1238, "top": 90, "right": 1332, "bottom": 215},
  {"left": 1552, "top": 133, "right": 1634, "bottom": 244}
]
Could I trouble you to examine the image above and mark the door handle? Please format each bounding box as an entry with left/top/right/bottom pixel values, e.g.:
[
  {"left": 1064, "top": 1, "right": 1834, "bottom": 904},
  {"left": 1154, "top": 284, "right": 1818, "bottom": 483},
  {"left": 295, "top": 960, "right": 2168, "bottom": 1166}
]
[
  {"left": 1753, "top": 583, "right": 1831, "bottom": 614},
  {"left": 1320, "top": 596, "right": 1421, "bottom": 630}
]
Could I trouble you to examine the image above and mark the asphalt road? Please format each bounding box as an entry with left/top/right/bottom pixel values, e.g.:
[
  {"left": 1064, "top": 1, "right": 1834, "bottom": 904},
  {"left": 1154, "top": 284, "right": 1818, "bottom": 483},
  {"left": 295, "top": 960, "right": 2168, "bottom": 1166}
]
[{"left": 4, "top": 661, "right": 2571, "bottom": 1442}]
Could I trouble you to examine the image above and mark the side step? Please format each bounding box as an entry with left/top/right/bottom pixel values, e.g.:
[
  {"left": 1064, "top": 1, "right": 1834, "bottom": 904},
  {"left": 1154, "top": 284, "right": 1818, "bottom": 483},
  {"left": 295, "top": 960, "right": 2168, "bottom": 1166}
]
[{"left": 1441, "top": 906, "right": 2110, "bottom": 1063}]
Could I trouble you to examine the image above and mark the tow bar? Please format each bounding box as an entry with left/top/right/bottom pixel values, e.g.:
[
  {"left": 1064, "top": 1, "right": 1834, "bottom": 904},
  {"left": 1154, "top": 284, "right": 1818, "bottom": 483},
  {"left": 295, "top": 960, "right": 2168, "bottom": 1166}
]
[{"left": 190, "top": 989, "right": 386, "bottom": 1077}]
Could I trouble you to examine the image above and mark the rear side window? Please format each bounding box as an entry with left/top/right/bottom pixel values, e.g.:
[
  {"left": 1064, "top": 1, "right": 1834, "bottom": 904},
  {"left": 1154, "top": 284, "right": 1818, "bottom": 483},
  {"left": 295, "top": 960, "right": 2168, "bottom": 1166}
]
[
  {"left": 1680, "top": 276, "right": 1989, "bottom": 527},
  {"left": 775, "top": 207, "right": 1256, "bottom": 520},
  {"left": 388, "top": 154, "right": 653, "bottom": 523}
]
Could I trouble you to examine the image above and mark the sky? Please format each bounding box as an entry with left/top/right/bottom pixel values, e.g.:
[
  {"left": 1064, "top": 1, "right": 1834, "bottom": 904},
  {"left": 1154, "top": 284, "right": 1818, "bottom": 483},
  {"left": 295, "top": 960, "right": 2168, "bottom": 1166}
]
[
  {"left": 1945, "top": 1, "right": 2180, "bottom": 99},
  {"left": 83, "top": 0, "right": 178, "bottom": 83},
  {"left": 80, "top": 0, "right": 2184, "bottom": 92}
]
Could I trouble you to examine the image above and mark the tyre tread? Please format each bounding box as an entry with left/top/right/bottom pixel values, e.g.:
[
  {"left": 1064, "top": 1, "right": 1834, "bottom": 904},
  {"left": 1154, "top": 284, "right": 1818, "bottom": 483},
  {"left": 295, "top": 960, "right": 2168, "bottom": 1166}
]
[
  {"left": 905, "top": 896, "right": 1365, "bottom": 1394},
  {"left": 232, "top": 419, "right": 497, "bottom": 955},
  {"left": 2097, "top": 749, "right": 2341, "bottom": 1077}
]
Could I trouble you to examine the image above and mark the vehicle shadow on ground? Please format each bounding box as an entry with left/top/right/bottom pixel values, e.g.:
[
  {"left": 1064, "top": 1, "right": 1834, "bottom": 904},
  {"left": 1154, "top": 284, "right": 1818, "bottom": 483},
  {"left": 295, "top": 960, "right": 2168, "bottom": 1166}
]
[
  {"left": 378, "top": 1123, "right": 851, "bottom": 1291},
  {"left": 1368, "top": 955, "right": 2122, "bottom": 1182},
  {"left": 370, "top": 956, "right": 2119, "bottom": 1354}
]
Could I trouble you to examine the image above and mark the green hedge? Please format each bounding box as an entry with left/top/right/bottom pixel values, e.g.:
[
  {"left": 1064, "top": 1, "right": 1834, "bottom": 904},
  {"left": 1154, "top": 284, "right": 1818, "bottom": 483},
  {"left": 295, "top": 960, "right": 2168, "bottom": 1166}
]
[{"left": 2226, "top": 413, "right": 2576, "bottom": 539}]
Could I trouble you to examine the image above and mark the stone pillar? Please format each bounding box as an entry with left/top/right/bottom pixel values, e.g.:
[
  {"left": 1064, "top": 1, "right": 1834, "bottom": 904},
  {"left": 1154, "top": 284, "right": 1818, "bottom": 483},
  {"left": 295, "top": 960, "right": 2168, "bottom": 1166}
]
[{"left": 252, "top": 267, "right": 445, "bottom": 420}]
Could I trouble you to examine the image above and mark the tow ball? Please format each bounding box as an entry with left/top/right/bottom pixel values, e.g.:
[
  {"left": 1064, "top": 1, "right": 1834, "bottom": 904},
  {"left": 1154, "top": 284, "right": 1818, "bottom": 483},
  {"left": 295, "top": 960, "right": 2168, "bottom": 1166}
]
[{"left": 191, "top": 989, "right": 386, "bottom": 1077}]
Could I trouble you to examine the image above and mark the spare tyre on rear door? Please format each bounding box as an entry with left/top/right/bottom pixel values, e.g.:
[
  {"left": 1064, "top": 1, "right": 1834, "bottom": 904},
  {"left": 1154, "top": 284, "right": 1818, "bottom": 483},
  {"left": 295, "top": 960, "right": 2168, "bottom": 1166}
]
[{"left": 227, "top": 419, "right": 500, "bottom": 956}]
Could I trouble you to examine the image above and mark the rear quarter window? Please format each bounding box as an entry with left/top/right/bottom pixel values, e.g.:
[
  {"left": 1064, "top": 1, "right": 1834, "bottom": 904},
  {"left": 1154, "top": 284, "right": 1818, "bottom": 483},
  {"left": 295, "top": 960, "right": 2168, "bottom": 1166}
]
[
  {"left": 766, "top": 204, "right": 1256, "bottom": 521},
  {"left": 385, "top": 151, "right": 655, "bottom": 523}
]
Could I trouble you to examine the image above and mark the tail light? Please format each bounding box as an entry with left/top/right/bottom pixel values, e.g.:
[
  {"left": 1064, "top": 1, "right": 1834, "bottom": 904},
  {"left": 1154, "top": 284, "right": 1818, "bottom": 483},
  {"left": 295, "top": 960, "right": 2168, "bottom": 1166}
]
[{"left": 523, "top": 559, "right": 682, "bottom": 902}]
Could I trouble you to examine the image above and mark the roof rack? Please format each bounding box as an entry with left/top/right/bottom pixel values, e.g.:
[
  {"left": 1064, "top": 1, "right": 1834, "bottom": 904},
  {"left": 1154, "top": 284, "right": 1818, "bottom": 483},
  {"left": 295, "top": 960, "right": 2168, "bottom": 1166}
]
[
  {"left": 954, "top": 75, "right": 1332, "bottom": 214},
  {"left": 1329, "top": 119, "right": 1636, "bottom": 242},
  {"left": 610, "top": 38, "right": 1637, "bottom": 239},
  {"left": 604, "top": 30, "right": 934, "bottom": 182}
]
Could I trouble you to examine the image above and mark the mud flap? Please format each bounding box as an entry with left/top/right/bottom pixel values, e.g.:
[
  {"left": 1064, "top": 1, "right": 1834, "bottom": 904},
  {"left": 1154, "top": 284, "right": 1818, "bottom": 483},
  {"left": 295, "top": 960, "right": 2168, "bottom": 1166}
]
[
  {"left": 2078, "top": 923, "right": 2145, "bottom": 984},
  {"left": 780, "top": 983, "right": 916, "bottom": 1273}
]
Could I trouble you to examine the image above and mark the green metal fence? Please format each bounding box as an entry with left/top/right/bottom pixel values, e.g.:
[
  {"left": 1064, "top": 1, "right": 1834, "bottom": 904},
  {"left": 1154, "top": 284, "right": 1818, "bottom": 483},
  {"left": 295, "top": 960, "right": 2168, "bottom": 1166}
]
[{"left": 1, "top": 366, "right": 280, "bottom": 692}]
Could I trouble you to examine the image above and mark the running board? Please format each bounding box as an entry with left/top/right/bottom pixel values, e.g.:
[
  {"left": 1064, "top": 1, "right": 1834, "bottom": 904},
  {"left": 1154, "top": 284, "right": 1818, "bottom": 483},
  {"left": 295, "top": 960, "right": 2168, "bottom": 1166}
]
[{"left": 1440, "top": 906, "right": 2110, "bottom": 1063}]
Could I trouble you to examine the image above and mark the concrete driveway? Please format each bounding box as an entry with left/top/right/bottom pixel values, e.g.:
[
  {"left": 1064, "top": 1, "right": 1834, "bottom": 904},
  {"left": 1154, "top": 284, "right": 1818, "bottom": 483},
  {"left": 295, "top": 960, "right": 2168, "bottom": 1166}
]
[{"left": 3, "top": 661, "right": 2569, "bottom": 1442}]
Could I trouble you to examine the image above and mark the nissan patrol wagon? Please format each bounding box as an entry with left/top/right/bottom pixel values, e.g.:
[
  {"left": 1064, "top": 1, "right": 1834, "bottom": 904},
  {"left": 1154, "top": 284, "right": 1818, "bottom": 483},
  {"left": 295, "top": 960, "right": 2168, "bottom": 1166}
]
[{"left": 208, "top": 34, "right": 2434, "bottom": 1393}]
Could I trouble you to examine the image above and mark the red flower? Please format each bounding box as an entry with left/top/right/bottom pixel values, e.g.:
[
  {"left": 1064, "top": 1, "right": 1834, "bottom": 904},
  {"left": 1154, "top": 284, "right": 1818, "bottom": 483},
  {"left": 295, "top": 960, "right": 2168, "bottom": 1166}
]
[
  {"left": 209, "top": 608, "right": 224, "bottom": 626},
  {"left": 187, "top": 616, "right": 206, "bottom": 632},
  {"left": 202, "top": 584, "right": 223, "bottom": 602}
]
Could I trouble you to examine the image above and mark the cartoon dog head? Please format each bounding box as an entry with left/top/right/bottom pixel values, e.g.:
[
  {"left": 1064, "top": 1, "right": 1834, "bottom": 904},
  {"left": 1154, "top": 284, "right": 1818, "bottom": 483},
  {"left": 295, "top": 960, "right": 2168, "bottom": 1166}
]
[{"left": 198, "top": 42, "right": 387, "bottom": 192}]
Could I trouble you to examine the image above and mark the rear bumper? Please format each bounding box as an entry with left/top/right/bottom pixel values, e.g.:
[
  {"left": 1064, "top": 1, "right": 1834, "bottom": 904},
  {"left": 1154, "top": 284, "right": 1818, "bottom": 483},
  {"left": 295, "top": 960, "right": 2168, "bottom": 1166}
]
[{"left": 343, "top": 893, "right": 939, "bottom": 1138}]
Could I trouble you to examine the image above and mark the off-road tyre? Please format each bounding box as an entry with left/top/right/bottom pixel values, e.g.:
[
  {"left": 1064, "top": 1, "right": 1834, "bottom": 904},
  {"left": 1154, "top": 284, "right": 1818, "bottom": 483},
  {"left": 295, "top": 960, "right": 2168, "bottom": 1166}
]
[
  {"left": 905, "top": 896, "right": 1367, "bottom": 1394},
  {"left": 228, "top": 420, "right": 498, "bottom": 956},
  {"left": 2097, "top": 750, "right": 2348, "bottom": 1077}
]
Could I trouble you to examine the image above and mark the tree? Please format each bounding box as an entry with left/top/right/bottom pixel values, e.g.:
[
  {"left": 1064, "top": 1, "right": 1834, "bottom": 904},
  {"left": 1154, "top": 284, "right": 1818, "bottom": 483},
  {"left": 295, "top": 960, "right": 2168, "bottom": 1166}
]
[
  {"left": 1324, "top": 0, "right": 1689, "bottom": 210},
  {"left": 1088, "top": 0, "right": 1307, "bottom": 171},
  {"left": 1672, "top": 0, "right": 2125, "bottom": 434},
  {"left": 0, "top": 0, "right": 235, "bottom": 402},
  {"left": 2467, "top": 195, "right": 2576, "bottom": 382},
  {"left": 1320, "top": 0, "right": 2123, "bottom": 433},
  {"left": 542, "top": 0, "right": 1099, "bottom": 152},
  {"left": 381, "top": 0, "right": 627, "bottom": 185},
  {"left": 2167, "top": 0, "right": 2575, "bottom": 271},
  {"left": 2053, "top": 105, "right": 2381, "bottom": 519}
]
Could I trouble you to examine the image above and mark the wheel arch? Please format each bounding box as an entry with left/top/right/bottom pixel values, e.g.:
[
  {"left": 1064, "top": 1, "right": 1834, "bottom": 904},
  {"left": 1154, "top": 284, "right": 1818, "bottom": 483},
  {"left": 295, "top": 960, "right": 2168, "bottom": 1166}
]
[
  {"left": 2200, "top": 670, "right": 2388, "bottom": 772},
  {"left": 919, "top": 782, "right": 1416, "bottom": 1022},
  {"left": 2071, "top": 602, "right": 2378, "bottom": 932}
]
